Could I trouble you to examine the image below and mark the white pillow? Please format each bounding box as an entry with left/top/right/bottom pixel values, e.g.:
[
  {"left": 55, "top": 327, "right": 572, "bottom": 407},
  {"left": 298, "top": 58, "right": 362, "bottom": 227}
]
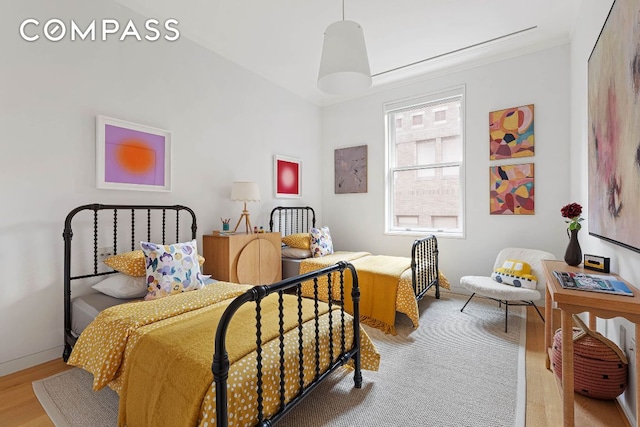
[
  {"left": 281, "top": 246, "right": 312, "bottom": 259},
  {"left": 92, "top": 273, "right": 147, "bottom": 299}
]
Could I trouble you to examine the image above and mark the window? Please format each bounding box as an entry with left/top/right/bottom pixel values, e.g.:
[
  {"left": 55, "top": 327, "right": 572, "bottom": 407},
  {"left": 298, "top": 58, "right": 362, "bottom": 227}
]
[
  {"left": 384, "top": 86, "right": 465, "bottom": 237},
  {"left": 416, "top": 140, "right": 436, "bottom": 178},
  {"left": 396, "top": 215, "right": 419, "bottom": 227}
]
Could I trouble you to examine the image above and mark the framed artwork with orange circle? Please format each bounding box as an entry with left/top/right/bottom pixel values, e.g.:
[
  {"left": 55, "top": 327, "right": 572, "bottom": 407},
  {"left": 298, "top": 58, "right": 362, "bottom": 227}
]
[{"left": 96, "top": 115, "right": 171, "bottom": 191}]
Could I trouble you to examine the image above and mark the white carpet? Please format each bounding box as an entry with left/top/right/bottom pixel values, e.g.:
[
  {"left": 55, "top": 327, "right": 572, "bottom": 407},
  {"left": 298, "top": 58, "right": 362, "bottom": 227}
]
[{"left": 33, "top": 292, "right": 526, "bottom": 426}]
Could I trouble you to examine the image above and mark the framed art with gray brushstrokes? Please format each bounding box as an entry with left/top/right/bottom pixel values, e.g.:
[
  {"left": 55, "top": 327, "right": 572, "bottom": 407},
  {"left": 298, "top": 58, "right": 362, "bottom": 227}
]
[{"left": 335, "top": 145, "right": 367, "bottom": 194}]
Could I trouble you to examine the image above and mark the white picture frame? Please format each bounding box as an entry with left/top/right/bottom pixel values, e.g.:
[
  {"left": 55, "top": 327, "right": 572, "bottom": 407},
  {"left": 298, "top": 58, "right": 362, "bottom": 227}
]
[
  {"left": 274, "top": 155, "right": 301, "bottom": 198},
  {"left": 96, "top": 115, "right": 171, "bottom": 192}
]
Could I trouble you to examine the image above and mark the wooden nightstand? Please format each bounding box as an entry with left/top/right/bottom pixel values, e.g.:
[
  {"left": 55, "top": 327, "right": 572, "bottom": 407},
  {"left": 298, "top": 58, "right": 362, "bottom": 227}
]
[{"left": 202, "top": 232, "right": 282, "bottom": 285}]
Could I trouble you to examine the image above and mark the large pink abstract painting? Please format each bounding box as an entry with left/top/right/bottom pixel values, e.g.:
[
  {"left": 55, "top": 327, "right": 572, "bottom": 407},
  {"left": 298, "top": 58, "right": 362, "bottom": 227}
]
[
  {"left": 588, "top": 0, "right": 640, "bottom": 253},
  {"left": 490, "top": 163, "right": 534, "bottom": 215},
  {"left": 489, "top": 104, "right": 534, "bottom": 160},
  {"left": 96, "top": 116, "right": 171, "bottom": 191}
]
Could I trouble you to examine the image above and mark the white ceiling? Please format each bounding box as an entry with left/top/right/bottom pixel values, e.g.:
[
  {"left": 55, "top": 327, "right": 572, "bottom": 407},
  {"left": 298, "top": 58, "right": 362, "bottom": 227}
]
[{"left": 116, "top": 0, "right": 582, "bottom": 105}]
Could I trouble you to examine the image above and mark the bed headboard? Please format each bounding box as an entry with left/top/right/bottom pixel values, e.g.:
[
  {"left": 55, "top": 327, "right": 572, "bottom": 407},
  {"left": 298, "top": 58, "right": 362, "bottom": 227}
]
[
  {"left": 62, "top": 204, "right": 197, "bottom": 349},
  {"left": 269, "top": 206, "right": 316, "bottom": 236}
]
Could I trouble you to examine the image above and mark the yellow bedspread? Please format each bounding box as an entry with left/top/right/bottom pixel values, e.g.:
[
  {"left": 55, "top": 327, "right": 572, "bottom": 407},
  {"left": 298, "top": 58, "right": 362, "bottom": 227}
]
[
  {"left": 299, "top": 251, "right": 371, "bottom": 302},
  {"left": 347, "top": 255, "right": 411, "bottom": 334},
  {"left": 68, "top": 282, "right": 380, "bottom": 427},
  {"left": 300, "top": 252, "right": 451, "bottom": 334}
]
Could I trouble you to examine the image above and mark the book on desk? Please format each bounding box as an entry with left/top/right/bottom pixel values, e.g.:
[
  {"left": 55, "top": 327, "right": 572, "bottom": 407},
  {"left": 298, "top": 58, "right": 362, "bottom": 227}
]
[{"left": 553, "top": 270, "right": 634, "bottom": 296}]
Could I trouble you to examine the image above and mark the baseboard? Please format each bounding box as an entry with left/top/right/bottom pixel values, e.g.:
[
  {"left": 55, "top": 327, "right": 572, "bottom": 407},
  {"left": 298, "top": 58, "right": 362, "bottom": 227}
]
[
  {"left": 0, "top": 346, "right": 63, "bottom": 376},
  {"left": 616, "top": 394, "right": 635, "bottom": 427}
]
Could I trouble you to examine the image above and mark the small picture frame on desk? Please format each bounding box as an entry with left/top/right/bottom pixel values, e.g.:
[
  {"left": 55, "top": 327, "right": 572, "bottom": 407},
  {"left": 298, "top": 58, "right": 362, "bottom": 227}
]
[{"left": 583, "top": 254, "right": 610, "bottom": 273}]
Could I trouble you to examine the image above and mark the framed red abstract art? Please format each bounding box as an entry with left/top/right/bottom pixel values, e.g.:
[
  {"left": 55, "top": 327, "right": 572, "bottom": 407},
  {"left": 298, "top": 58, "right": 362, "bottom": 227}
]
[
  {"left": 274, "top": 155, "right": 301, "bottom": 198},
  {"left": 489, "top": 163, "right": 534, "bottom": 215},
  {"left": 96, "top": 116, "right": 171, "bottom": 191}
]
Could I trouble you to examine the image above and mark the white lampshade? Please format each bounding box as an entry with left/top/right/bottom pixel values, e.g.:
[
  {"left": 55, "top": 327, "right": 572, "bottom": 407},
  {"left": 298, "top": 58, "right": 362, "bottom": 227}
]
[
  {"left": 231, "top": 182, "right": 260, "bottom": 202},
  {"left": 317, "top": 20, "right": 371, "bottom": 95}
]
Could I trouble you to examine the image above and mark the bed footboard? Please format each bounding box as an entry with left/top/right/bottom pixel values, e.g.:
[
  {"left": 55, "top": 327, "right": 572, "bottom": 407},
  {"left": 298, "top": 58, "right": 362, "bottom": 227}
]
[
  {"left": 212, "top": 261, "right": 361, "bottom": 427},
  {"left": 411, "top": 235, "right": 440, "bottom": 301}
]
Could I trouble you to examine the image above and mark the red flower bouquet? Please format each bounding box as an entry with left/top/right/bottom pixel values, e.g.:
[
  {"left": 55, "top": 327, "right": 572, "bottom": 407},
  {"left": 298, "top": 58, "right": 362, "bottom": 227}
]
[{"left": 561, "top": 202, "right": 583, "bottom": 231}]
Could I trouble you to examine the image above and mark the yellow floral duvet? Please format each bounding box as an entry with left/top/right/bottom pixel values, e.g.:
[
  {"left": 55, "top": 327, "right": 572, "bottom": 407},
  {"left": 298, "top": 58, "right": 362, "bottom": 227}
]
[{"left": 68, "top": 282, "right": 380, "bottom": 427}]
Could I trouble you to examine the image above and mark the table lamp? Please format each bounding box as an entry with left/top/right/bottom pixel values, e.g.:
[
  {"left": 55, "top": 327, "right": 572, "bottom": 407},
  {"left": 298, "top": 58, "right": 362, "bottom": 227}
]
[{"left": 231, "top": 181, "right": 260, "bottom": 233}]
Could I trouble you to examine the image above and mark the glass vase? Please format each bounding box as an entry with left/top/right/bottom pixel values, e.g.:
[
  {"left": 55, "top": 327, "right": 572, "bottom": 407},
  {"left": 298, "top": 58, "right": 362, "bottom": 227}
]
[{"left": 564, "top": 228, "right": 582, "bottom": 266}]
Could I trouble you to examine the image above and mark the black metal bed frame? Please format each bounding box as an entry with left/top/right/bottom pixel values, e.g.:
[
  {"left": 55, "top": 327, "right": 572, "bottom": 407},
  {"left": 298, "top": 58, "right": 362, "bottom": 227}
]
[
  {"left": 411, "top": 235, "right": 440, "bottom": 301},
  {"left": 269, "top": 206, "right": 440, "bottom": 302},
  {"left": 269, "top": 206, "right": 316, "bottom": 236},
  {"left": 62, "top": 204, "right": 197, "bottom": 361},
  {"left": 63, "top": 204, "right": 363, "bottom": 427},
  {"left": 213, "top": 261, "right": 362, "bottom": 427}
]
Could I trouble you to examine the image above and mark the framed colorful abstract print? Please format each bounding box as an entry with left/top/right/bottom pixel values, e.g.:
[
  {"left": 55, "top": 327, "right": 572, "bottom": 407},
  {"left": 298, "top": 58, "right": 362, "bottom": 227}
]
[
  {"left": 96, "top": 116, "right": 171, "bottom": 191},
  {"left": 490, "top": 163, "right": 534, "bottom": 215},
  {"left": 489, "top": 104, "right": 534, "bottom": 160}
]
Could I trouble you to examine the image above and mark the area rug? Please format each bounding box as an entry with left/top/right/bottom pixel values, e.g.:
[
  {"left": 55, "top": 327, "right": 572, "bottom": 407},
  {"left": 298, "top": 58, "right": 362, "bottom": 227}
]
[{"left": 33, "top": 292, "right": 525, "bottom": 427}]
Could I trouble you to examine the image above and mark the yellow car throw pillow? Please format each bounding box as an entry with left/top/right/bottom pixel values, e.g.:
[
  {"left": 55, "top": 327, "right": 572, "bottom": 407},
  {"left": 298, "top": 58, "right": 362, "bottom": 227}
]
[{"left": 491, "top": 259, "right": 538, "bottom": 290}]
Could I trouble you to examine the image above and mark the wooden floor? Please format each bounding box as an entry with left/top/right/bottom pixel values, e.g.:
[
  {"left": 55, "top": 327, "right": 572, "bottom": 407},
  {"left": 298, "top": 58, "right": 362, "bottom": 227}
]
[
  {"left": 0, "top": 307, "right": 631, "bottom": 426},
  {"left": 525, "top": 307, "right": 630, "bottom": 427}
]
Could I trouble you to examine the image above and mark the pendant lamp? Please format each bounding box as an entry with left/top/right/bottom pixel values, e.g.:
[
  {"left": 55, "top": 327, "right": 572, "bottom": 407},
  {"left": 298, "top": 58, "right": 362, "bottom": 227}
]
[{"left": 317, "top": 1, "right": 371, "bottom": 95}]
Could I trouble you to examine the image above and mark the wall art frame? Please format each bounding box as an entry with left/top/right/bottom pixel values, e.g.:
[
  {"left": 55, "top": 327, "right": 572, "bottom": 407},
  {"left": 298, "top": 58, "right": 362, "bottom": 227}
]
[
  {"left": 335, "top": 144, "right": 368, "bottom": 194},
  {"left": 489, "top": 163, "right": 535, "bottom": 215},
  {"left": 96, "top": 115, "right": 171, "bottom": 191},
  {"left": 489, "top": 104, "right": 535, "bottom": 160},
  {"left": 274, "top": 154, "right": 301, "bottom": 198},
  {"left": 588, "top": 0, "right": 640, "bottom": 253}
]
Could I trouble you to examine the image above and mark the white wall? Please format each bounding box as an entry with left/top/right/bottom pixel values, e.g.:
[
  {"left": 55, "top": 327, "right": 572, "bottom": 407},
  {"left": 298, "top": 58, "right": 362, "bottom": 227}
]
[
  {"left": 0, "top": 0, "right": 322, "bottom": 375},
  {"left": 321, "top": 45, "right": 572, "bottom": 291},
  {"left": 571, "top": 1, "right": 640, "bottom": 423}
]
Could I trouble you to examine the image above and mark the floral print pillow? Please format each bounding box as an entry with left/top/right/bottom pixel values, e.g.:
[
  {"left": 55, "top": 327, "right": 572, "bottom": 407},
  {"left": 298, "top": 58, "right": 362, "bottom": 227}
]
[
  {"left": 141, "top": 239, "right": 206, "bottom": 300},
  {"left": 310, "top": 226, "right": 334, "bottom": 257}
]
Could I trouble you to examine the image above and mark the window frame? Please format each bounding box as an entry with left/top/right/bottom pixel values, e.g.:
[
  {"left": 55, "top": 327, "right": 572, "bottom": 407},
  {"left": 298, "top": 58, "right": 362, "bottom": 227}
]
[{"left": 384, "top": 85, "right": 466, "bottom": 238}]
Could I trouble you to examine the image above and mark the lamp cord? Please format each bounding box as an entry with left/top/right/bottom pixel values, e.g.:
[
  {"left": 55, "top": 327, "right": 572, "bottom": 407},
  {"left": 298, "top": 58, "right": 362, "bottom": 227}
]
[{"left": 342, "top": 0, "right": 345, "bottom": 20}]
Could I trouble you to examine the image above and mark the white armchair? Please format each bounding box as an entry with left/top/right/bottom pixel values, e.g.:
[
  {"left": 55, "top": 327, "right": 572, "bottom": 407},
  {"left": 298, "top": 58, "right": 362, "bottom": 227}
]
[{"left": 460, "top": 247, "right": 556, "bottom": 332}]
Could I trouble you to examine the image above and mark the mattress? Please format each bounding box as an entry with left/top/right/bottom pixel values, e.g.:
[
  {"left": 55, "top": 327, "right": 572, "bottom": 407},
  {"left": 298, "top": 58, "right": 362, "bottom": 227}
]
[
  {"left": 282, "top": 258, "right": 303, "bottom": 279},
  {"left": 71, "top": 293, "right": 137, "bottom": 336},
  {"left": 71, "top": 277, "right": 219, "bottom": 336}
]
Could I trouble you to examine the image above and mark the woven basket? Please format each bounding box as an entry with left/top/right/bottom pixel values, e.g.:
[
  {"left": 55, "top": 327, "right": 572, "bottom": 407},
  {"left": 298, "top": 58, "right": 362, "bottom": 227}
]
[{"left": 552, "top": 315, "right": 628, "bottom": 400}]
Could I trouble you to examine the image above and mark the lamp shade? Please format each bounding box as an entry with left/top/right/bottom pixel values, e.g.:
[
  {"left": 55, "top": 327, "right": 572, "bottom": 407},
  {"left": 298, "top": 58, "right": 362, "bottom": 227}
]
[
  {"left": 230, "top": 182, "right": 260, "bottom": 202},
  {"left": 317, "top": 20, "right": 371, "bottom": 95}
]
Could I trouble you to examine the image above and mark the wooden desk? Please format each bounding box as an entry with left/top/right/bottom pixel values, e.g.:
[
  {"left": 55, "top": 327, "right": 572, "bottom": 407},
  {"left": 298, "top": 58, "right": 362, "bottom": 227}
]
[{"left": 542, "top": 260, "right": 640, "bottom": 427}]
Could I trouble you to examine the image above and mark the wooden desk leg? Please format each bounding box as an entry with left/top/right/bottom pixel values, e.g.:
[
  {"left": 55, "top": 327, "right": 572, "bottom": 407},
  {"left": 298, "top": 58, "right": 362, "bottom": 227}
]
[
  {"left": 561, "top": 311, "right": 575, "bottom": 426},
  {"left": 588, "top": 312, "right": 596, "bottom": 330},
  {"left": 629, "top": 324, "right": 640, "bottom": 425},
  {"left": 545, "top": 286, "right": 552, "bottom": 370}
]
